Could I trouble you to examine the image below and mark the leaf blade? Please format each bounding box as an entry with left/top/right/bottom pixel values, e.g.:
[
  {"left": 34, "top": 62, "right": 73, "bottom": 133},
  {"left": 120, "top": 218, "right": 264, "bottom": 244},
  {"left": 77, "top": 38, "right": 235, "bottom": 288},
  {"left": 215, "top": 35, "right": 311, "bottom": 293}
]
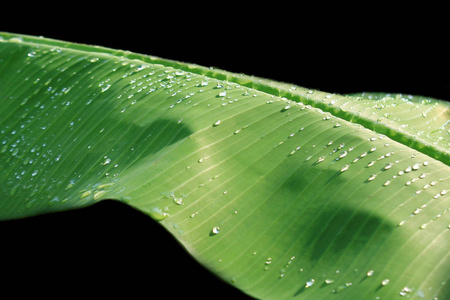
[{"left": 0, "top": 32, "right": 448, "bottom": 299}]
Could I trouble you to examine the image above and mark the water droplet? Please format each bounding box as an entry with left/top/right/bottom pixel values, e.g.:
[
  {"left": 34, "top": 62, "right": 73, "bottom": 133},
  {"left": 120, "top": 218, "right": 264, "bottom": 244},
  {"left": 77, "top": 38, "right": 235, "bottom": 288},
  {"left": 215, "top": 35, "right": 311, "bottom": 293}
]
[
  {"left": 325, "top": 279, "right": 334, "bottom": 284},
  {"left": 281, "top": 105, "right": 291, "bottom": 112},
  {"left": 103, "top": 157, "right": 111, "bottom": 165},
  {"left": 97, "top": 183, "right": 114, "bottom": 189},
  {"left": 305, "top": 279, "right": 315, "bottom": 288},
  {"left": 81, "top": 190, "right": 92, "bottom": 198},
  {"left": 317, "top": 156, "right": 325, "bottom": 163},
  {"left": 173, "top": 196, "right": 184, "bottom": 206},
  {"left": 94, "top": 190, "right": 107, "bottom": 200},
  {"left": 149, "top": 207, "right": 170, "bottom": 221},
  {"left": 198, "top": 158, "right": 204, "bottom": 163},
  {"left": 213, "top": 120, "right": 221, "bottom": 127},
  {"left": 101, "top": 84, "right": 111, "bottom": 92},
  {"left": 211, "top": 226, "right": 220, "bottom": 235},
  {"left": 218, "top": 91, "right": 226, "bottom": 97},
  {"left": 381, "top": 279, "right": 390, "bottom": 286},
  {"left": 384, "top": 180, "right": 391, "bottom": 186},
  {"left": 339, "top": 151, "right": 348, "bottom": 159},
  {"left": 384, "top": 163, "right": 394, "bottom": 170},
  {"left": 340, "top": 164, "right": 350, "bottom": 172},
  {"left": 402, "top": 286, "right": 412, "bottom": 294},
  {"left": 367, "top": 174, "right": 377, "bottom": 181},
  {"left": 367, "top": 270, "right": 375, "bottom": 277}
]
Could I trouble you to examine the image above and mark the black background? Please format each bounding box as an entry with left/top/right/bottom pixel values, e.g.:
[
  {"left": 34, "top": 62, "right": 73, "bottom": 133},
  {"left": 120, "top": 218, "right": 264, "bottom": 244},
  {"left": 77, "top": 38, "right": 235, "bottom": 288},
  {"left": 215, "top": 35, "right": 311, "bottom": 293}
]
[{"left": 1, "top": 5, "right": 448, "bottom": 299}]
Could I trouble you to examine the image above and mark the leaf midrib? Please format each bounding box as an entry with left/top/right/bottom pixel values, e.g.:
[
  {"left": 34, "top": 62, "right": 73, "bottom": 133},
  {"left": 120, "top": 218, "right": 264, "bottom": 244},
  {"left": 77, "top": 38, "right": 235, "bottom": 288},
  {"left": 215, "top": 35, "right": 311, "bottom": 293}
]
[{"left": 1, "top": 31, "right": 448, "bottom": 166}]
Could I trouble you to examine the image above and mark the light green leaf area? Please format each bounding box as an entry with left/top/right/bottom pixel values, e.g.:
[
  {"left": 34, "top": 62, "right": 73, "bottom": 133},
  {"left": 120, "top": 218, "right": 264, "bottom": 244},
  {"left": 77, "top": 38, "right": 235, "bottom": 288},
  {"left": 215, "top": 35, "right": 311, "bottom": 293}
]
[{"left": 0, "top": 32, "right": 449, "bottom": 299}]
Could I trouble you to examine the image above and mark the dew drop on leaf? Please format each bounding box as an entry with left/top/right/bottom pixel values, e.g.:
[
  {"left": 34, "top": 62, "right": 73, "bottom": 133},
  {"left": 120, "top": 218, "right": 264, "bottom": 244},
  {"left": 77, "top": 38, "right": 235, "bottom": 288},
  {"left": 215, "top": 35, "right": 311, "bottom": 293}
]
[
  {"left": 340, "top": 164, "right": 350, "bottom": 172},
  {"left": 367, "top": 174, "right": 377, "bottom": 181},
  {"left": 281, "top": 105, "right": 291, "bottom": 112},
  {"left": 149, "top": 207, "right": 170, "bottom": 221},
  {"left": 305, "top": 279, "right": 315, "bottom": 288}
]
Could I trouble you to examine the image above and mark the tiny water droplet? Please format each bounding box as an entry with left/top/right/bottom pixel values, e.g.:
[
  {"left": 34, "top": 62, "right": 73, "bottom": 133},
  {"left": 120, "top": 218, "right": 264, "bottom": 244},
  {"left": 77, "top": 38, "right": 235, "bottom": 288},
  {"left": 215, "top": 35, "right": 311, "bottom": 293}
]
[
  {"left": 381, "top": 279, "right": 390, "bottom": 286},
  {"left": 305, "top": 279, "right": 315, "bottom": 288},
  {"left": 339, "top": 151, "right": 348, "bottom": 158},
  {"left": 281, "top": 105, "right": 291, "bottom": 112},
  {"left": 173, "top": 196, "right": 184, "bottom": 206},
  {"left": 103, "top": 157, "right": 111, "bottom": 165},
  {"left": 213, "top": 120, "right": 221, "bottom": 127},
  {"left": 413, "top": 208, "right": 422, "bottom": 215},
  {"left": 340, "top": 164, "right": 350, "bottom": 172},
  {"left": 367, "top": 174, "right": 377, "bottom": 181},
  {"left": 211, "top": 226, "right": 220, "bottom": 235},
  {"left": 367, "top": 270, "right": 375, "bottom": 277},
  {"left": 384, "top": 163, "right": 393, "bottom": 170}
]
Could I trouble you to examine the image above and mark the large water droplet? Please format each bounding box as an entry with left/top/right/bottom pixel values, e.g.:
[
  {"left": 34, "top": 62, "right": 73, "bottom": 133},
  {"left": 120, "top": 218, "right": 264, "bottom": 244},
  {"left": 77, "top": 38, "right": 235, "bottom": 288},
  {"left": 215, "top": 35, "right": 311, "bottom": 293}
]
[{"left": 149, "top": 207, "right": 170, "bottom": 221}]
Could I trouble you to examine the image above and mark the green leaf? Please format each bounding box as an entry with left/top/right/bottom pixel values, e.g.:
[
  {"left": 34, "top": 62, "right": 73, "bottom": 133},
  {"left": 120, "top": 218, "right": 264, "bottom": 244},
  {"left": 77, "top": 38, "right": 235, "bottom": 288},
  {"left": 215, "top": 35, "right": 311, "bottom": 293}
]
[{"left": 1, "top": 32, "right": 449, "bottom": 299}]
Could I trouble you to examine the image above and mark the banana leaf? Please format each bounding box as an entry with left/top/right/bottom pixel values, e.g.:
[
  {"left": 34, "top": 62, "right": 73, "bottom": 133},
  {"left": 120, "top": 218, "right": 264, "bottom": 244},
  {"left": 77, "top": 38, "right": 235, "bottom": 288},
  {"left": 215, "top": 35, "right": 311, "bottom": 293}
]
[{"left": 0, "top": 32, "right": 448, "bottom": 299}]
